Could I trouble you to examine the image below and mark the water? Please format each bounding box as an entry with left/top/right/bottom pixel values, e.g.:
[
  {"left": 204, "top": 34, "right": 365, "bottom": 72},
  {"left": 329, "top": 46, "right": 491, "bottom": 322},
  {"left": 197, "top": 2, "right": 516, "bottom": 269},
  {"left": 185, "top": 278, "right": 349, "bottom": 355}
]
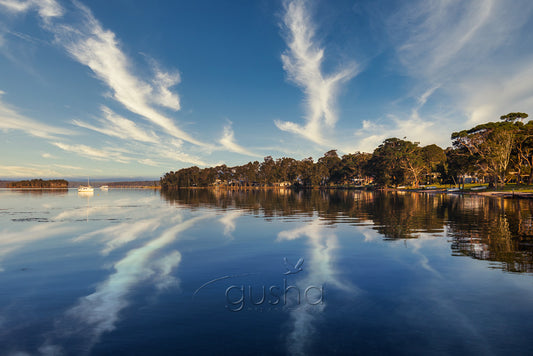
[{"left": 0, "top": 188, "right": 532, "bottom": 355}]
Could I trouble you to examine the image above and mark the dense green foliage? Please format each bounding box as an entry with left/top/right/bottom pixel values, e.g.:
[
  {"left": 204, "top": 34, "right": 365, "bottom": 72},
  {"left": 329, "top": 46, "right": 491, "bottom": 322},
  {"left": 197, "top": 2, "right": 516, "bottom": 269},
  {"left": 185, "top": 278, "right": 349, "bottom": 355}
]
[
  {"left": 161, "top": 151, "right": 373, "bottom": 189},
  {"left": 8, "top": 179, "right": 68, "bottom": 188},
  {"left": 162, "top": 112, "right": 532, "bottom": 189}
]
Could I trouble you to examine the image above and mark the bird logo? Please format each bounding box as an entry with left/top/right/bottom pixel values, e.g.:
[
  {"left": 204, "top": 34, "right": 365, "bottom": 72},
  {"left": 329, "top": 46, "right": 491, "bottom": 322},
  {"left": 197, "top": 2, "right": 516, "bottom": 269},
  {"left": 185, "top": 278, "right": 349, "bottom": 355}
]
[{"left": 284, "top": 257, "right": 304, "bottom": 275}]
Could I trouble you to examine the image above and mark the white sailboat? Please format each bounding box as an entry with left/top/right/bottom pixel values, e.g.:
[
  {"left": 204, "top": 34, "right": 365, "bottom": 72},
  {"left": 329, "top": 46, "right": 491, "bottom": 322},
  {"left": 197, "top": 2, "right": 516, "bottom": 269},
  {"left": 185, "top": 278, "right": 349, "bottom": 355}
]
[{"left": 78, "top": 178, "right": 94, "bottom": 193}]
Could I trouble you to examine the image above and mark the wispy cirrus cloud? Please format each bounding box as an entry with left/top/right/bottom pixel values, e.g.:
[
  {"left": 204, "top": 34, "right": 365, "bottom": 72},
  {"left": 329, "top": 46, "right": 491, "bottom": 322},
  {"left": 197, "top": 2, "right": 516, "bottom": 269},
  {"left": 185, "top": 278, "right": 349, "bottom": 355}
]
[
  {"left": 72, "top": 107, "right": 209, "bottom": 166},
  {"left": 275, "top": 0, "right": 357, "bottom": 146},
  {"left": 0, "top": 0, "right": 211, "bottom": 148},
  {"left": 0, "top": 0, "right": 261, "bottom": 171},
  {"left": 347, "top": 0, "right": 533, "bottom": 152},
  {"left": 0, "top": 90, "right": 73, "bottom": 139},
  {"left": 219, "top": 121, "right": 260, "bottom": 157},
  {"left": 150, "top": 61, "right": 182, "bottom": 111},
  {"left": 0, "top": 164, "right": 63, "bottom": 177},
  {"left": 52, "top": 142, "right": 131, "bottom": 163},
  {"left": 351, "top": 85, "right": 445, "bottom": 152},
  {"left": 390, "top": 0, "right": 497, "bottom": 80},
  {"left": 73, "top": 106, "right": 159, "bottom": 144},
  {"left": 156, "top": 147, "right": 208, "bottom": 167},
  {"left": 359, "top": 0, "right": 533, "bottom": 150},
  {"left": 352, "top": 113, "right": 441, "bottom": 152},
  {"left": 0, "top": 0, "right": 63, "bottom": 20},
  {"left": 48, "top": 1, "right": 208, "bottom": 148}
]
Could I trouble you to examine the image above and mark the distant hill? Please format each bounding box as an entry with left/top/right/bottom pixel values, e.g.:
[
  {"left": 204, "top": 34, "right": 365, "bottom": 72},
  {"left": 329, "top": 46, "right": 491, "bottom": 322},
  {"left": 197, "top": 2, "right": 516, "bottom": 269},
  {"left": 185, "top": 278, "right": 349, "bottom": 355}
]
[
  {"left": 1, "top": 178, "right": 159, "bottom": 188},
  {"left": 68, "top": 180, "right": 160, "bottom": 188},
  {"left": 107, "top": 181, "right": 160, "bottom": 188},
  {"left": 0, "top": 180, "right": 14, "bottom": 188}
]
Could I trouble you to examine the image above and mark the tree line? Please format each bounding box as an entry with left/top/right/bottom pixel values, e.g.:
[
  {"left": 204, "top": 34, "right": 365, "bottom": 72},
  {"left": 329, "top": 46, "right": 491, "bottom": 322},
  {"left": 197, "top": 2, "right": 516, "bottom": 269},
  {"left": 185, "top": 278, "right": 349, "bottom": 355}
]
[
  {"left": 8, "top": 179, "right": 68, "bottom": 188},
  {"left": 161, "top": 112, "right": 530, "bottom": 189}
]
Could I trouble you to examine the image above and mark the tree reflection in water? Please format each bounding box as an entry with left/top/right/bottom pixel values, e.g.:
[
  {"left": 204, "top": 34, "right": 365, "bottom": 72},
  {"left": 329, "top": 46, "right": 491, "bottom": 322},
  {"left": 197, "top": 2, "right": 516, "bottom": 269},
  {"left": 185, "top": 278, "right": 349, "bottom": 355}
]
[{"left": 162, "top": 189, "right": 533, "bottom": 273}]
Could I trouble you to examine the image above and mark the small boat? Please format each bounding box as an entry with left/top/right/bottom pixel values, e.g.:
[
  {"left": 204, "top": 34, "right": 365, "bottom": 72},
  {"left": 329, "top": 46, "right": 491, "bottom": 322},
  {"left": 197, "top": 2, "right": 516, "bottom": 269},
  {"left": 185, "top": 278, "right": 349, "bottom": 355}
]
[
  {"left": 447, "top": 188, "right": 460, "bottom": 192},
  {"left": 470, "top": 186, "right": 487, "bottom": 191},
  {"left": 100, "top": 185, "right": 109, "bottom": 190},
  {"left": 78, "top": 178, "right": 94, "bottom": 193}
]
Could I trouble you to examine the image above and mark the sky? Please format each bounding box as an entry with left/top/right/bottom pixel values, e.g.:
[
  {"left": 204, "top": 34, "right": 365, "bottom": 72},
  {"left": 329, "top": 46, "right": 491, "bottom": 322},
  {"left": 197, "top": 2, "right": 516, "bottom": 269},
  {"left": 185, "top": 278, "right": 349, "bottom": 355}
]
[{"left": 1, "top": 0, "right": 533, "bottom": 179}]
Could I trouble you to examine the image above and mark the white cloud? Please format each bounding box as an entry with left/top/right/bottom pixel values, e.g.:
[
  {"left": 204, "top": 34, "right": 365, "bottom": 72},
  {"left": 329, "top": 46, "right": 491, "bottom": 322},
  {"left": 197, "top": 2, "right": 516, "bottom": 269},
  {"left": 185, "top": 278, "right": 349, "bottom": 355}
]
[
  {"left": 391, "top": 0, "right": 497, "bottom": 80},
  {"left": 73, "top": 106, "right": 160, "bottom": 144},
  {"left": 0, "top": 165, "right": 62, "bottom": 177},
  {"left": 48, "top": 2, "right": 208, "bottom": 148},
  {"left": 350, "top": 83, "right": 447, "bottom": 152},
  {"left": 151, "top": 63, "right": 181, "bottom": 111},
  {"left": 219, "top": 121, "right": 259, "bottom": 157},
  {"left": 53, "top": 164, "right": 81, "bottom": 170},
  {"left": 0, "top": 0, "right": 268, "bottom": 168},
  {"left": 348, "top": 0, "right": 533, "bottom": 152},
  {"left": 275, "top": 0, "right": 357, "bottom": 145},
  {"left": 0, "top": 91, "right": 73, "bottom": 139},
  {"left": 138, "top": 158, "right": 161, "bottom": 167},
  {"left": 352, "top": 113, "right": 445, "bottom": 152},
  {"left": 0, "top": 0, "right": 63, "bottom": 20},
  {"left": 155, "top": 146, "right": 208, "bottom": 167},
  {"left": 52, "top": 142, "right": 131, "bottom": 163},
  {"left": 379, "top": 0, "right": 533, "bottom": 141},
  {"left": 459, "top": 58, "right": 533, "bottom": 125}
]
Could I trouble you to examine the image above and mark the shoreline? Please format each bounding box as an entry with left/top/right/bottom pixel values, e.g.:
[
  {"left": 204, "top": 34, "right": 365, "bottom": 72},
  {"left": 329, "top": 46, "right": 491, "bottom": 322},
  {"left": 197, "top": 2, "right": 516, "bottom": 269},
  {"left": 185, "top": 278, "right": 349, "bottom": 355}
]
[
  {"left": 162, "top": 185, "right": 533, "bottom": 199},
  {"left": 4, "top": 186, "right": 533, "bottom": 199}
]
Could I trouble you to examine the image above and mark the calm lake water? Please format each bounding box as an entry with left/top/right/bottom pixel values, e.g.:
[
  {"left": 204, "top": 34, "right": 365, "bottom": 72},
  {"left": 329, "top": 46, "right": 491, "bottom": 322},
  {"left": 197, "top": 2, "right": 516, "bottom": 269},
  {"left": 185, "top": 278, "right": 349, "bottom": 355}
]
[{"left": 0, "top": 188, "right": 532, "bottom": 355}]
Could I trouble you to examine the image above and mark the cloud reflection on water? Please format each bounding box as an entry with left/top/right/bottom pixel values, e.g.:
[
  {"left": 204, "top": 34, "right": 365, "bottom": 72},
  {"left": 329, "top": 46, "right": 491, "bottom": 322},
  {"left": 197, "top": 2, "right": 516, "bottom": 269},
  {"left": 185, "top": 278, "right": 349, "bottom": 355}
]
[
  {"left": 74, "top": 217, "right": 162, "bottom": 255},
  {"left": 218, "top": 210, "right": 244, "bottom": 239},
  {"left": 0, "top": 223, "right": 76, "bottom": 271},
  {"left": 277, "top": 216, "right": 357, "bottom": 356},
  {"left": 41, "top": 211, "right": 214, "bottom": 354}
]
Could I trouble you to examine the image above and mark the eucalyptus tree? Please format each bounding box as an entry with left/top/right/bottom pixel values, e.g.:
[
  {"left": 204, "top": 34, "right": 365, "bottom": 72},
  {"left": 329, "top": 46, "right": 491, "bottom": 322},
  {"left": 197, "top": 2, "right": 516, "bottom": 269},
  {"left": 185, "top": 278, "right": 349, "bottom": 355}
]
[
  {"left": 339, "top": 152, "right": 372, "bottom": 183},
  {"left": 296, "top": 157, "right": 315, "bottom": 187},
  {"left": 317, "top": 150, "right": 342, "bottom": 184},
  {"left": 452, "top": 119, "right": 519, "bottom": 187},
  {"left": 500, "top": 113, "right": 531, "bottom": 183},
  {"left": 369, "top": 138, "right": 426, "bottom": 187}
]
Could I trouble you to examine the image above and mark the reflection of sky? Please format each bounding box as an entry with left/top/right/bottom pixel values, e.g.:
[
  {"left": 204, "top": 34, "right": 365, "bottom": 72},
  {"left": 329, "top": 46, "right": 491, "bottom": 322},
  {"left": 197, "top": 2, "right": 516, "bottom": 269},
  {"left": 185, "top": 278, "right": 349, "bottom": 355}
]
[
  {"left": 0, "top": 190, "right": 215, "bottom": 354},
  {"left": 277, "top": 216, "right": 357, "bottom": 356},
  {"left": 218, "top": 210, "right": 243, "bottom": 239},
  {"left": 1, "top": 190, "right": 533, "bottom": 355},
  {"left": 42, "top": 213, "right": 213, "bottom": 354}
]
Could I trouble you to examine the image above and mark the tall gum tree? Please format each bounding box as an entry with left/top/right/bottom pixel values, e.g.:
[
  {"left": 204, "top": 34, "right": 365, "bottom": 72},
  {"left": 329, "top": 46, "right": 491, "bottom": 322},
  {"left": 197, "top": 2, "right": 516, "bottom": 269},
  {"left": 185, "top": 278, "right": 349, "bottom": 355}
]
[{"left": 452, "top": 117, "right": 520, "bottom": 187}]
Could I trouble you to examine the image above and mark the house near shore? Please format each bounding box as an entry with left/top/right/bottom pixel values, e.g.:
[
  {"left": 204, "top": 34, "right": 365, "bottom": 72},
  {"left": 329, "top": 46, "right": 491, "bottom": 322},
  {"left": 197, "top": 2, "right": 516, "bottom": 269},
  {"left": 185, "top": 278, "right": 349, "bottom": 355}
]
[
  {"left": 460, "top": 175, "right": 479, "bottom": 184},
  {"left": 274, "top": 181, "right": 291, "bottom": 188}
]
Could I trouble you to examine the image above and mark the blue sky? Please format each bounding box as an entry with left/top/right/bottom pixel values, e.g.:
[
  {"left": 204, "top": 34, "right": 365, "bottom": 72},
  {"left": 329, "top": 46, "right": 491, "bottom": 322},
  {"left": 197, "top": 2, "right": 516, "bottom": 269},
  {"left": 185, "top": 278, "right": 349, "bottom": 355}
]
[{"left": 1, "top": 0, "right": 533, "bottom": 179}]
